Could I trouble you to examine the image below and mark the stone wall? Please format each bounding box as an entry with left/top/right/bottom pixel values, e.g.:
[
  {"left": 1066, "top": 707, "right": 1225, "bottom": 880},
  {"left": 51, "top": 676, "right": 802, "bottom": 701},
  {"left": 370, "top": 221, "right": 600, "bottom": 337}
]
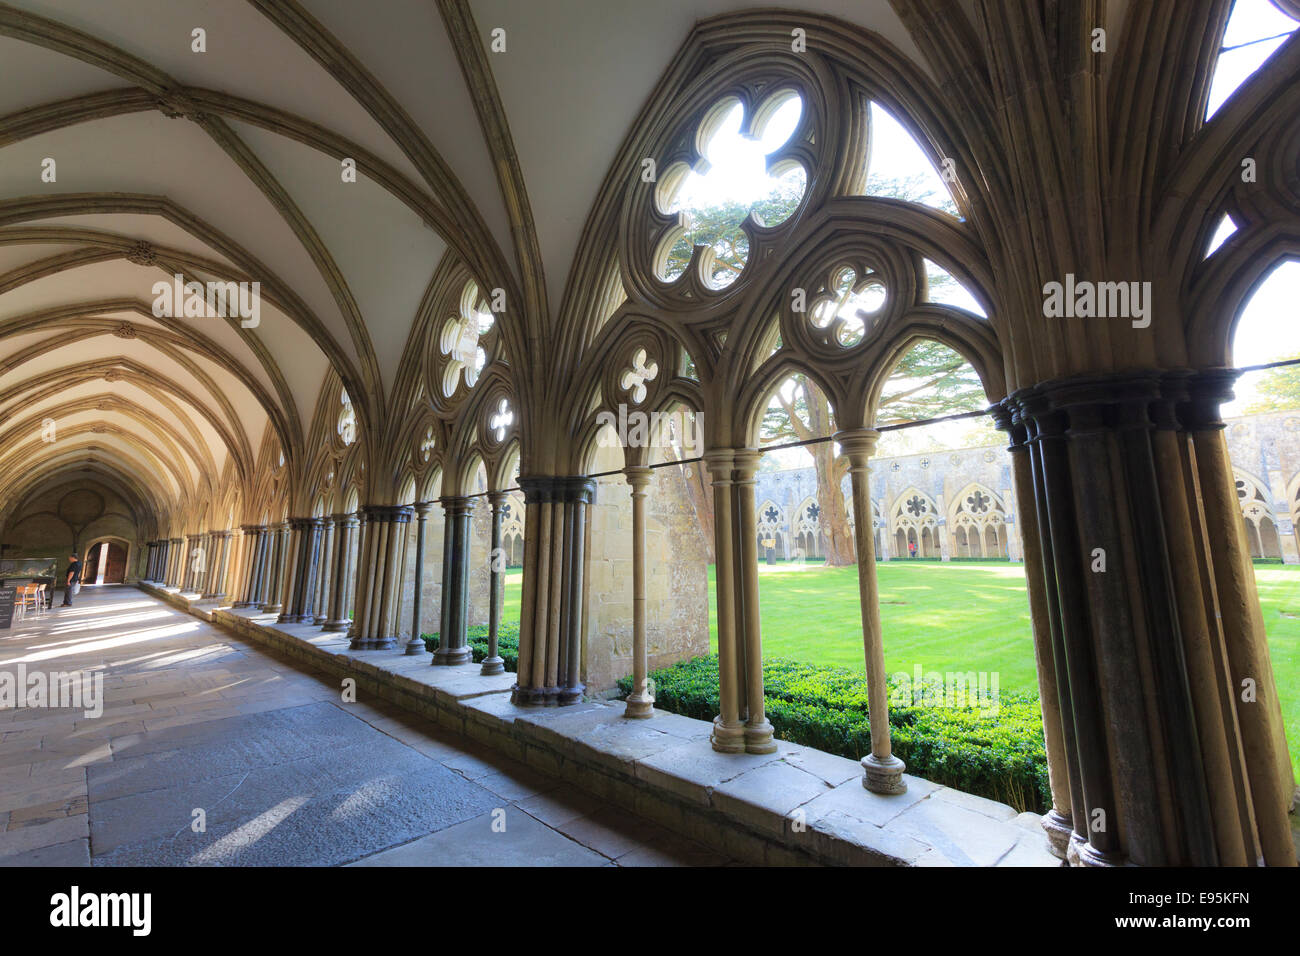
[
  {"left": 584, "top": 443, "right": 710, "bottom": 694},
  {"left": 0, "top": 479, "right": 142, "bottom": 578}
]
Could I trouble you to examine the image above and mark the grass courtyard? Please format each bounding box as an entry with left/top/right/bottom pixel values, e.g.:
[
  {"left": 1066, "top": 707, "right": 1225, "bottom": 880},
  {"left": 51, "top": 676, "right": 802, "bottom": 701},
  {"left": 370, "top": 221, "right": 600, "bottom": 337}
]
[{"left": 502, "top": 561, "right": 1299, "bottom": 778}]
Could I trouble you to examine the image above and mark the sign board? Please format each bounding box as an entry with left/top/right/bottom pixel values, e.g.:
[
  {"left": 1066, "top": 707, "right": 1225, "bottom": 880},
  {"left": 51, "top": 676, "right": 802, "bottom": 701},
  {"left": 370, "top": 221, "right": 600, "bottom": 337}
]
[{"left": 0, "top": 586, "right": 15, "bottom": 630}]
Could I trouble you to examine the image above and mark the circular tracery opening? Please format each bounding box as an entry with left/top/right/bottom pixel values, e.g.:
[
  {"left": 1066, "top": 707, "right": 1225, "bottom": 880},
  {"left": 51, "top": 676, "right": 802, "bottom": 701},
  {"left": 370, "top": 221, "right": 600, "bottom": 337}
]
[
  {"left": 809, "top": 265, "right": 888, "bottom": 348},
  {"left": 654, "top": 91, "right": 807, "bottom": 289}
]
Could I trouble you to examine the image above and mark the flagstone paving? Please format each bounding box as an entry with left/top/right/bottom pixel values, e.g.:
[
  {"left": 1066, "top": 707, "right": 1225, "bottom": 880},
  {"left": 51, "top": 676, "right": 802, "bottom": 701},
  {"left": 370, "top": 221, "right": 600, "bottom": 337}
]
[{"left": 0, "top": 586, "right": 729, "bottom": 867}]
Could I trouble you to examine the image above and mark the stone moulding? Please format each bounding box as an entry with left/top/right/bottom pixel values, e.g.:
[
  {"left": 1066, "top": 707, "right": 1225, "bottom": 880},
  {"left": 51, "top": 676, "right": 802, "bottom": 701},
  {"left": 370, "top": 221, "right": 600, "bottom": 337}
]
[{"left": 138, "top": 580, "right": 1059, "bottom": 869}]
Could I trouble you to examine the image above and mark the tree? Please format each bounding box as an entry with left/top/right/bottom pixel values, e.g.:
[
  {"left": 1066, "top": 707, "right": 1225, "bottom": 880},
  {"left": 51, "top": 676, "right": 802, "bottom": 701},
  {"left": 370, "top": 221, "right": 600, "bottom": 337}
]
[{"left": 1242, "top": 357, "right": 1300, "bottom": 413}]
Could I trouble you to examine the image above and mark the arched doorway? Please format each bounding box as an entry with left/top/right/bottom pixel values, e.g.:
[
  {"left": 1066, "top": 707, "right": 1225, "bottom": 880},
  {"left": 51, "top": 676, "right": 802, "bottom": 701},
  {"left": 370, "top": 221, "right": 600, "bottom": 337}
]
[{"left": 82, "top": 537, "right": 129, "bottom": 584}]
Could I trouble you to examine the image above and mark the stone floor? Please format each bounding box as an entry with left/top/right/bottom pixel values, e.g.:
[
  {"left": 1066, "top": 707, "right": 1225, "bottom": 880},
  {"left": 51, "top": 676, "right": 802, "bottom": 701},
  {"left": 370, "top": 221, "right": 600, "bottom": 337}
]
[{"left": 0, "top": 586, "right": 730, "bottom": 866}]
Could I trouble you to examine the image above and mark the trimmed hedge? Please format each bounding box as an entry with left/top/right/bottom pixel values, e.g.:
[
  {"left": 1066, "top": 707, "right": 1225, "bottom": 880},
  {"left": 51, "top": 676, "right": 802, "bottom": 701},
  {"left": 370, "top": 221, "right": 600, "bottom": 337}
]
[
  {"left": 423, "top": 621, "right": 521, "bottom": 671},
  {"left": 617, "top": 655, "right": 1050, "bottom": 813}
]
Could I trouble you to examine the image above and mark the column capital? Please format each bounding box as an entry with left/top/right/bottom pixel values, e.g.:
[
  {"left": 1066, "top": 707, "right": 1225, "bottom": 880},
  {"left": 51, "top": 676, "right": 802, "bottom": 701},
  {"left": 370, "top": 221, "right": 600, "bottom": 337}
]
[
  {"left": 361, "top": 504, "right": 414, "bottom": 523},
  {"left": 517, "top": 476, "right": 595, "bottom": 504},
  {"left": 413, "top": 500, "right": 434, "bottom": 518},
  {"left": 701, "top": 447, "right": 735, "bottom": 480},
  {"left": 487, "top": 489, "right": 510, "bottom": 509},
  {"left": 732, "top": 447, "right": 762, "bottom": 480},
  {"left": 623, "top": 465, "right": 653, "bottom": 489},
  {"left": 833, "top": 428, "right": 881, "bottom": 467},
  {"left": 437, "top": 495, "right": 474, "bottom": 516}
]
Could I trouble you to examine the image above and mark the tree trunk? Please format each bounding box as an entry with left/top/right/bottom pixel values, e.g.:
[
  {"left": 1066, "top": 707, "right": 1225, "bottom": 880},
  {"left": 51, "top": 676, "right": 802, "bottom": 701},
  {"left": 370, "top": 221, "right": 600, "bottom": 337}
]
[
  {"left": 802, "top": 384, "right": 856, "bottom": 566},
  {"left": 669, "top": 447, "right": 715, "bottom": 563}
]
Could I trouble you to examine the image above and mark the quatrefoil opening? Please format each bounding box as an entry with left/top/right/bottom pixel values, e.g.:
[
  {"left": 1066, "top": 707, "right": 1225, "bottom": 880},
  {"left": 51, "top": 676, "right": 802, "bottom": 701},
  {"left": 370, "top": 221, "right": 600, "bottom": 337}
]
[
  {"left": 488, "top": 397, "right": 514, "bottom": 444},
  {"left": 619, "top": 348, "right": 659, "bottom": 404},
  {"left": 440, "top": 281, "right": 494, "bottom": 397}
]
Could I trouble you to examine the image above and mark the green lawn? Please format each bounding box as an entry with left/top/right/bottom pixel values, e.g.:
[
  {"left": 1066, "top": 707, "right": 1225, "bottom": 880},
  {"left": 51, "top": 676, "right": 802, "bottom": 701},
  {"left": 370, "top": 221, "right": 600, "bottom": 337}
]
[{"left": 701, "top": 561, "right": 1300, "bottom": 779}]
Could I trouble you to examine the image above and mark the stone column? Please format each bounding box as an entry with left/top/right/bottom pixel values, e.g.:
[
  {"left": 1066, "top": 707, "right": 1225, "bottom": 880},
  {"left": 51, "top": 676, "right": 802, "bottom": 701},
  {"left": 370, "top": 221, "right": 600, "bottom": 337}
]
[
  {"left": 482, "top": 492, "right": 507, "bottom": 674},
  {"left": 314, "top": 516, "right": 334, "bottom": 626},
  {"left": 144, "top": 541, "right": 156, "bottom": 581},
  {"left": 202, "top": 530, "right": 230, "bottom": 600},
  {"left": 181, "top": 535, "right": 194, "bottom": 591},
  {"left": 509, "top": 478, "right": 594, "bottom": 704},
  {"left": 836, "top": 430, "right": 906, "bottom": 794},
  {"left": 261, "top": 522, "right": 289, "bottom": 614},
  {"left": 623, "top": 467, "right": 654, "bottom": 717},
  {"left": 434, "top": 497, "right": 474, "bottom": 665},
  {"left": 350, "top": 506, "right": 411, "bottom": 650},
  {"left": 303, "top": 518, "right": 326, "bottom": 624},
  {"left": 324, "top": 513, "right": 358, "bottom": 632},
  {"left": 407, "top": 502, "right": 432, "bottom": 655},
  {"left": 703, "top": 450, "right": 745, "bottom": 753},
  {"left": 992, "top": 370, "right": 1300, "bottom": 867},
  {"left": 732, "top": 450, "right": 775, "bottom": 753},
  {"left": 169, "top": 537, "right": 184, "bottom": 587},
  {"left": 1183, "top": 372, "right": 1296, "bottom": 866},
  {"left": 992, "top": 408, "right": 1070, "bottom": 855},
  {"left": 275, "top": 520, "right": 304, "bottom": 623},
  {"left": 237, "top": 525, "right": 265, "bottom": 607}
]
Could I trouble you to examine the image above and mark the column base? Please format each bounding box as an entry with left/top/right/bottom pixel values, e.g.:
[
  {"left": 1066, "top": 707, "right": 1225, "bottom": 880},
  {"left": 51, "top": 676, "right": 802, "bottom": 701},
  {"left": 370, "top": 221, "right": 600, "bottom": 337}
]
[
  {"left": 711, "top": 717, "right": 746, "bottom": 753},
  {"left": 404, "top": 635, "right": 428, "bottom": 656},
  {"left": 861, "top": 753, "right": 907, "bottom": 794},
  {"left": 322, "top": 619, "right": 350, "bottom": 632},
  {"left": 558, "top": 684, "right": 585, "bottom": 706},
  {"left": 1068, "top": 832, "right": 1128, "bottom": 867},
  {"left": 432, "top": 645, "right": 472, "bottom": 666},
  {"left": 480, "top": 656, "right": 505, "bottom": 675},
  {"left": 312, "top": 614, "right": 328, "bottom": 626},
  {"left": 349, "top": 636, "right": 395, "bottom": 650},
  {"left": 200, "top": 593, "right": 225, "bottom": 601},
  {"left": 511, "top": 684, "right": 544, "bottom": 706},
  {"left": 275, "top": 611, "right": 297, "bottom": 624},
  {"left": 744, "top": 719, "right": 777, "bottom": 754},
  {"left": 623, "top": 693, "right": 654, "bottom": 718},
  {"left": 1042, "top": 808, "right": 1073, "bottom": 860},
  {"left": 262, "top": 604, "right": 283, "bottom": 616}
]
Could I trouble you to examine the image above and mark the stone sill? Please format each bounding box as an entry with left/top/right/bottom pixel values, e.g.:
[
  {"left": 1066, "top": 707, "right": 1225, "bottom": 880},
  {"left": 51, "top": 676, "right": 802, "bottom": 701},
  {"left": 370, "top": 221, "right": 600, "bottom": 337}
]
[{"left": 139, "top": 582, "right": 1060, "bottom": 867}]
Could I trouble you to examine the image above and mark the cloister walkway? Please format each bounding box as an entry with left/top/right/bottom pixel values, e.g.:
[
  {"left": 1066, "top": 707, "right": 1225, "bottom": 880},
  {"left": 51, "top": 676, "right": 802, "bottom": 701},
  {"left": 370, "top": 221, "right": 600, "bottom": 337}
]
[{"left": 0, "top": 586, "right": 727, "bottom": 866}]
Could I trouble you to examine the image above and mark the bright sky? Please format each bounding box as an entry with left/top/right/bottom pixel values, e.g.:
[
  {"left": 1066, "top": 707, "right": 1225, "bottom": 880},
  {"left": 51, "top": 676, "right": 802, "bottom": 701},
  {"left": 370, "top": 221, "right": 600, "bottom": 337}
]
[{"left": 679, "top": 0, "right": 1299, "bottom": 434}]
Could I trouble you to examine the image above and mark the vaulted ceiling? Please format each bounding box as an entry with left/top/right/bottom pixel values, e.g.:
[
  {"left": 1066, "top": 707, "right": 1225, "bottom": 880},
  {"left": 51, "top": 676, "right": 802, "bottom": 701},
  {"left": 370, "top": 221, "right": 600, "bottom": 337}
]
[{"left": 0, "top": 0, "right": 1169, "bottom": 533}]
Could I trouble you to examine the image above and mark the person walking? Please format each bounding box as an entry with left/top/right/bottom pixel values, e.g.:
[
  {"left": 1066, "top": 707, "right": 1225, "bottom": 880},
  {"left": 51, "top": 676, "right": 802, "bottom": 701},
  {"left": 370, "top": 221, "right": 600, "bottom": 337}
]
[
  {"left": 61, "top": 553, "right": 81, "bottom": 607},
  {"left": 908, "top": 539, "right": 918, "bottom": 559}
]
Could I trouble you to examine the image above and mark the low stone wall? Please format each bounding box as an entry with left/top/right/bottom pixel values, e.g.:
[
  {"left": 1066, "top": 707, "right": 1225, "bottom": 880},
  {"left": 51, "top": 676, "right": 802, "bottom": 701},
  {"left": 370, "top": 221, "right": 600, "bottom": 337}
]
[{"left": 139, "top": 582, "right": 1058, "bottom": 867}]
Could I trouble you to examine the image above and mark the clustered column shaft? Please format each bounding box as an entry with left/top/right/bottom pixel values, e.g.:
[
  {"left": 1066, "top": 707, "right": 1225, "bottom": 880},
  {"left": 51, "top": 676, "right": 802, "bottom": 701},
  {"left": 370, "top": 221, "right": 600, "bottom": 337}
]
[
  {"left": 324, "top": 513, "right": 359, "bottom": 632},
  {"left": 702, "top": 450, "right": 745, "bottom": 753},
  {"left": 202, "top": 530, "right": 232, "bottom": 600},
  {"left": 512, "top": 477, "right": 594, "bottom": 705},
  {"left": 434, "top": 496, "right": 474, "bottom": 666},
  {"left": 349, "top": 505, "right": 412, "bottom": 650},
  {"left": 993, "top": 369, "right": 1296, "bottom": 867}
]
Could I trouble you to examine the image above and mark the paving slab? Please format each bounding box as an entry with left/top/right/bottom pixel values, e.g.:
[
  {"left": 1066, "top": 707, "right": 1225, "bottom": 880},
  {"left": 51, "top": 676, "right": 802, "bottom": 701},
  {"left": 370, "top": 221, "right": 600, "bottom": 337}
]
[{"left": 348, "top": 808, "right": 608, "bottom": 867}]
